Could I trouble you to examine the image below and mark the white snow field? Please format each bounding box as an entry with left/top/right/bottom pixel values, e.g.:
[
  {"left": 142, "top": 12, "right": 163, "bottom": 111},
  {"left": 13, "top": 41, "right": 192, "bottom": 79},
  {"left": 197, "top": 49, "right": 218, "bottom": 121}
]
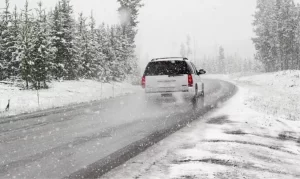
[
  {"left": 102, "top": 71, "right": 300, "bottom": 179},
  {"left": 0, "top": 80, "right": 140, "bottom": 117}
]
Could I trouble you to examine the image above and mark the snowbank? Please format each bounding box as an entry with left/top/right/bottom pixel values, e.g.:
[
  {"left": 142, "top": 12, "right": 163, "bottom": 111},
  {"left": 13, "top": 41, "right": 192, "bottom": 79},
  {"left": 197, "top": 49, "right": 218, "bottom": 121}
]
[
  {"left": 235, "top": 70, "right": 300, "bottom": 121},
  {"left": 204, "top": 71, "right": 300, "bottom": 121},
  {"left": 237, "top": 70, "right": 300, "bottom": 88},
  {"left": 0, "top": 80, "right": 141, "bottom": 117}
]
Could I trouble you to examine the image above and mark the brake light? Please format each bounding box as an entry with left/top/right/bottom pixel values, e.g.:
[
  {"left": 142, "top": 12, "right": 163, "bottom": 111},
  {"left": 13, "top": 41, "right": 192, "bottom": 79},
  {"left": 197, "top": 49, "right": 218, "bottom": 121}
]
[
  {"left": 188, "top": 74, "right": 193, "bottom": 87},
  {"left": 142, "top": 76, "right": 146, "bottom": 88}
]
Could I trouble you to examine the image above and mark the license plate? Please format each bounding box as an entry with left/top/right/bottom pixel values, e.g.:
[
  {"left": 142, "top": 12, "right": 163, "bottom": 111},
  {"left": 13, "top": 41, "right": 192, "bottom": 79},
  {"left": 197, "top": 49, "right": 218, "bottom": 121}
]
[{"left": 161, "top": 93, "right": 172, "bottom": 97}]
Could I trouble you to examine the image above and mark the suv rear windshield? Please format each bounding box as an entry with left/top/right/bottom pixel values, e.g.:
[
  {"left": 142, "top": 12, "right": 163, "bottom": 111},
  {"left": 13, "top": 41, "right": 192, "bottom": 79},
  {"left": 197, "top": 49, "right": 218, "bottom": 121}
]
[{"left": 144, "top": 61, "right": 191, "bottom": 76}]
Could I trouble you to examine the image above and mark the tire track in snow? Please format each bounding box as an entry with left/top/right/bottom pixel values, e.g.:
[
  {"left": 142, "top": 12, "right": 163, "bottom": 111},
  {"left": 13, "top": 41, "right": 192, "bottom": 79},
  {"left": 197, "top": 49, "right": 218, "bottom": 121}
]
[
  {"left": 175, "top": 158, "right": 300, "bottom": 178},
  {"left": 201, "top": 139, "right": 297, "bottom": 155}
]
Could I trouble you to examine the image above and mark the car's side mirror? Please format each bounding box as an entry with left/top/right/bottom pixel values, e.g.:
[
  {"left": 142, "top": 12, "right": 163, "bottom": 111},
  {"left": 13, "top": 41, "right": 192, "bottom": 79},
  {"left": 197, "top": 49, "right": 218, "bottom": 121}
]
[{"left": 198, "top": 69, "right": 206, "bottom": 75}]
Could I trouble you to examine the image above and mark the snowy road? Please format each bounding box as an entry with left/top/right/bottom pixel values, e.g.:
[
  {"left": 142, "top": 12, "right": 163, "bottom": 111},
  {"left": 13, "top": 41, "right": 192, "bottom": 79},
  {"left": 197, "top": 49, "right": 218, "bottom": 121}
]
[
  {"left": 0, "top": 79, "right": 236, "bottom": 179},
  {"left": 102, "top": 72, "right": 300, "bottom": 179}
]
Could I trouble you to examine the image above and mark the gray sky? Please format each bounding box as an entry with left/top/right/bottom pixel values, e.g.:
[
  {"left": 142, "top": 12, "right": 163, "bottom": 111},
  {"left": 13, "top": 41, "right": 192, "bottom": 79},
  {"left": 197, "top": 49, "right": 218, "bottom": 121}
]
[
  {"left": 136, "top": 0, "right": 257, "bottom": 67},
  {"left": 2, "top": 0, "right": 260, "bottom": 67}
]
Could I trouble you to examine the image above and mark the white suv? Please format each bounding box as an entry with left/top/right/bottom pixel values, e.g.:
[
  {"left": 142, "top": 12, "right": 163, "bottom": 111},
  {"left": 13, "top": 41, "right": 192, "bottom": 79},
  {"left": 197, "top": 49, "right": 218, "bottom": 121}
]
[{"left": 141, "top": 57, "right": 206, "bottom": 102}]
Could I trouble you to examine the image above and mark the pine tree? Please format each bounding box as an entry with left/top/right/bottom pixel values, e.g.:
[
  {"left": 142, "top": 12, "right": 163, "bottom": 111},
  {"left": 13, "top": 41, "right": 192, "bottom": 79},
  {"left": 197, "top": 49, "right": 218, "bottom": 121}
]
[
  {"left": 117, "top": 0, "right": 143, "bottom": 81},
  {"left": 88, "top": 11, "right": 105, "bottom": 79},
  {"left": 0, "top": 0, "right": 12, "bottom": 80},
  {"left": 218, "top": 46, "right": 225, "bottom": 73},
  {"left": 50, "top": 3, "right": 64, "bottom": 79},
  {"left": 95, "top": 23, "right": 110, "bottom": 82},
  {"left": 117, "top": 0, "right": 143, "bottom": 44},
  {"left": 274, "top": 0, "right": 295, "bottom": 70},
  {"left": 253, "top": 0, "right": 299, "bottom": 71},
  {"left": 9, "top": 5, "right": 21, "bottom": 81},
  {"left": 51, "top": 0, "right": 78, "bottom": 80},
  {"left": 18, "top": 0, "right": 35, "bottom": 88},
  {"left": 76, "top": 12, "right": 88, "bottom": 77},
  {"left": 278, "top": 0, "right": 297, "bottom": 70},
  {"left": 294, "top": 5, "right": 300, "bottom": 69},
  {"left": 113, "top": 25, "right": 135, "bottom": 81},
  {"left": 60, "top": 0, "right": 78, "bottom": 80},
  {"left": 107, "top": 26, "right": 118, "bottom": 81},
  {"left": 253, "top": 0, "right": 277, "bottom": 72},
  {"left": 0, "top": 0, "right": 142, "bottom": 85},
  {"left": 76, "top": 11, "right": 105, "bottom": 79},
  {"left": 31, "top": 2, "right": 55, "bottom": 89}
]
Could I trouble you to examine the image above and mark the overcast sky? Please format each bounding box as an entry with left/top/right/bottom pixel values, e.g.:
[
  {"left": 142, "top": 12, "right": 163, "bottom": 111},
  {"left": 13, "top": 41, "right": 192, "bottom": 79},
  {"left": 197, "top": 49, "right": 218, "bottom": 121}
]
[
  {"left": 2, "top": 0, "right": 263, "bottom": 67},
  {"left": 136, "top": 0, "right": 257, "bottom": 66}
]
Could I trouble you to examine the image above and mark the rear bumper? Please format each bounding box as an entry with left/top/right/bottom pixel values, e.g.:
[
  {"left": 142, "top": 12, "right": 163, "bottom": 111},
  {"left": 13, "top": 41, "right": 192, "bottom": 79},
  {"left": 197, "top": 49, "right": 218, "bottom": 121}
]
[
  {"left": 145, "top": 87, "right": 195, "bottom": 100},
  {"left": 145, "top": 86, "right": 195, "bottom": 94}
]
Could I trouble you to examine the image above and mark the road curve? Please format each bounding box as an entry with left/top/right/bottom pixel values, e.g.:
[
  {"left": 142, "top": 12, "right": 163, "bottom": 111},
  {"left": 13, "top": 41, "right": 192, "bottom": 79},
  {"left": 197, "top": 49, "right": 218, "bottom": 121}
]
[{"left": 0, "top": 79, "right": 236, "bottom": 179}]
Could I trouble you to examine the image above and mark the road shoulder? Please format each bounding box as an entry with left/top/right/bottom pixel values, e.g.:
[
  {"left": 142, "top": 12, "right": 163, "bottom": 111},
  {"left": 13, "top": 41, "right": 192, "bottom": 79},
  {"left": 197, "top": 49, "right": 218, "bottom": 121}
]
[{"left": 0, "top": 80, "right": 140, "bottom": 119}]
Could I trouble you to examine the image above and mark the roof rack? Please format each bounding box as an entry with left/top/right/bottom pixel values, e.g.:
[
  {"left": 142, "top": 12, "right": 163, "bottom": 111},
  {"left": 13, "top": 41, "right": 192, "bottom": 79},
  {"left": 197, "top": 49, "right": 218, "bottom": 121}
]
[{"left": 151, "top": 57, "right": 188, "bottom": 62}]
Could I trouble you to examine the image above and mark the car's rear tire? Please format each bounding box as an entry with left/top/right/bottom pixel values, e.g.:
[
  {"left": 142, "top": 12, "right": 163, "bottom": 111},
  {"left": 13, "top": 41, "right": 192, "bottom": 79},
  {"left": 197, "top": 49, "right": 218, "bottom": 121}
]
[
  {"left": 192, "top": 85, "right": 198, "bottom": 108},
  {"left": 201, "top": 83, "right": 205, "bottom": 96},
  {"left": 195, "top": 85, "right": 198, "bottom": 98}
]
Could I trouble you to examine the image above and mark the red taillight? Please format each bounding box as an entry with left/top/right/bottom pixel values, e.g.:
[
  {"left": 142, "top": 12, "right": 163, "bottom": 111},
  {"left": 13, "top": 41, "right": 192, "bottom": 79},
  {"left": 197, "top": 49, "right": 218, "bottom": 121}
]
[
  {"left": 142, "top": 76, "right": 146, "bottom": 88},
  {"left": 188, "top": 74, "right": 193, "bottom": 87}
]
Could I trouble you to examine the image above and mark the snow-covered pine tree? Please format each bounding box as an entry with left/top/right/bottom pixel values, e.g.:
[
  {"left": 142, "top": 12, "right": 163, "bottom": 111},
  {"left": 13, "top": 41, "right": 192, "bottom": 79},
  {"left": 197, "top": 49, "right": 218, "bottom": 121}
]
[
  {"left": 0, "top": 0, "right": 12, "bottom": 80},
  {"left": 18, "top": 0, "right": 35, "bottom": 88},
  {"left": 60, "top": 0, "right": 78, "bottom": 80},
  {"left": 95, "top": 23, "right": 110, "bottom": 82},
  {"left": 115, "top": 25, "right": 135, "bottom": 81},
  {"left": 107, "top": 25, "right": 119, "bottom": 81},
  {"left": 50, "top": 3, "right": 64, "bottom": 79},
  {"left": 96, "top": 24, "right": 118, "bottom": 82},
  {"left": 117, "top": 0, "right": 143, "bottom": 44},
  {"left": 31, "top": 2, "right": 55, "bottom": 89},
  {"left": 9, "top": 5, "right": 21, "bottom": 81},
  {"left": 276, "top": 0, "right": 297, "bottom": 70},
  {"left": 294, "top": 4, "right": 300, "bottom": 69},
  {"left": 117, "top": 0, "right": 143, "bottom": 81},
  {"left": 88, "top": 11, "right": 105, "bottom": 79},
  {"left": 278, "top": 0, "right": 298, "bottom": 70},
  {"left": 51, "top": 0, "right": 78, "bottom": 80},
  {"left": 75, "top": 11, "right": 104, "bottom": 79},
  {"left": 76, "top": 12, "right": 88, "bottom": 77},
  {"left": 0, "top": 10, "right": 3, "bottom": 80},
  {"left": 253, "top": 0, "right": 277, "bottom": 72},
  {"left": 253, "top": 0, "right": 299, "bottom": 71},
  {"left": 227, "top": 56, "right": 233, "bottom": 73},
  {"left": 218, "top": 46, "right": 225, "bottom": 73}
]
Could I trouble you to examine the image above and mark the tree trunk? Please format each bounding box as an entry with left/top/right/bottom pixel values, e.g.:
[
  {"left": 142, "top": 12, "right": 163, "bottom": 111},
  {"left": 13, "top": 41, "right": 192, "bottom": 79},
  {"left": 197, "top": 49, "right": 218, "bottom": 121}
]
[
  {"left": 298, "top": 53, "right": 300, "bottom": 70},
  {"left": 26, "top": 79, "right": 29, "bottom": 89}
]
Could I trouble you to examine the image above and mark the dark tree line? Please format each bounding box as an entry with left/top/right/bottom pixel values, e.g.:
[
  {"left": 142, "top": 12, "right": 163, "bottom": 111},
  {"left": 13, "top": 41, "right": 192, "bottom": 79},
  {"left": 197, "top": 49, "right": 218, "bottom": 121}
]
[
  {"left": 0, "top": 0, "right": 142, "bottom": 89},
  {"left": 253, "top": 0, "right": 300, "bottom": 72}
]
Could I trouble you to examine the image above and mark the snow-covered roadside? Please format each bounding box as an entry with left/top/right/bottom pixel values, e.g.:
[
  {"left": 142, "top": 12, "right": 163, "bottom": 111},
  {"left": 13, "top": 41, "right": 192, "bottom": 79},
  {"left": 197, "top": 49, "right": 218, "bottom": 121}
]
[
  {"left": 102, "top": 71, "right": 300, "bottom": 179},
  {"left": 0, "top": 80, "right": 141, "bottom": 117},
  {"left": 205, "top": 71, "right": 300, "bottom": 121},
  {"left": 236, "top": 70, "right": 300, "bottom": 121}
]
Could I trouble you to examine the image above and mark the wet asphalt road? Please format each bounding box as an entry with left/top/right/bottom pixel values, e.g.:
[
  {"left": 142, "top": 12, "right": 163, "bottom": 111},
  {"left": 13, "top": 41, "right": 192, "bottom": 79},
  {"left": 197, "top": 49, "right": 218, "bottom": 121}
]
[{"left": 0, "top": 79, "right": 236, "bottom": 179}]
